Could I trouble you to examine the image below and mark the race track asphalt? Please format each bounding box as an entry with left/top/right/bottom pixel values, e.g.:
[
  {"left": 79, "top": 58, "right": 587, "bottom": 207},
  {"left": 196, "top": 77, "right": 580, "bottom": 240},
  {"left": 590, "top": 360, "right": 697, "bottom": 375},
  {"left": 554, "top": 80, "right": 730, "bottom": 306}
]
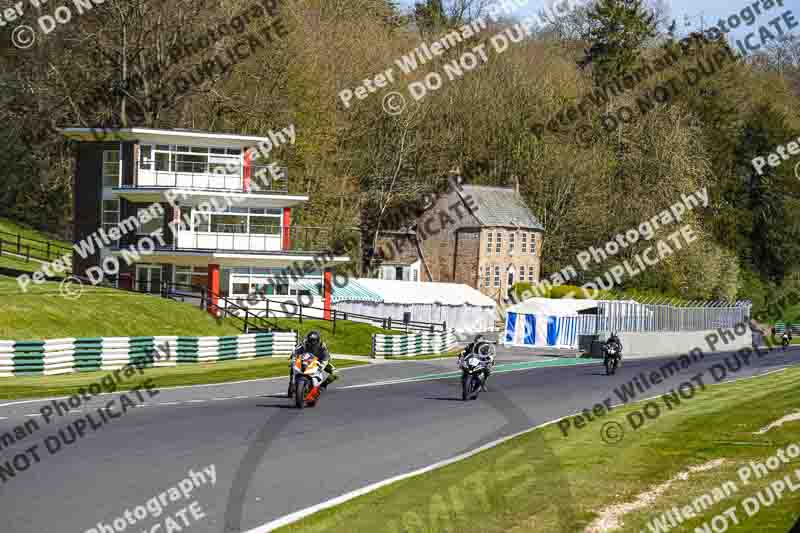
[{"left": 0, "top": 345, "right": 798, "bottom": 533}]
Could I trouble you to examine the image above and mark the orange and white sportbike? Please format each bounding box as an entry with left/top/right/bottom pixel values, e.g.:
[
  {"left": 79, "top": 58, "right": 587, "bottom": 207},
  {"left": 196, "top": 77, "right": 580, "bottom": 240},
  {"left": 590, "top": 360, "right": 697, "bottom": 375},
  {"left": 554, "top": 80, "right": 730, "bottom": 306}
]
[{"left": 288, "top": 352, "right": 329, "bottom": 409}]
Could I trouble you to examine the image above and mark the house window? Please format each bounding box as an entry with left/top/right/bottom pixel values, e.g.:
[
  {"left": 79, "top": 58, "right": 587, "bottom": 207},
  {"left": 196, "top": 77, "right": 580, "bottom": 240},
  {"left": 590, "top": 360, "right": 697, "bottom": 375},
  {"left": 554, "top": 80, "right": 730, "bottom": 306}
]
[
  {"left": 521, "top": 232, "right": 528, "bottom": 253},
  {"left": 530, "top": 233, "right": 537, "bottom": 254},
  {"left": 493, "top": 266, "right": 500, "bottom": 288},
  {"left": 478, "top": 266, "right": 482, "bottom": 288},
  {"left": 102, "top": 200, "right": 120, "bottom": 244},
  {"left": 192, "top": 207, "right": 281, "bottom": 234},
  {"left": 486, "top": 232, "right": 493, "bottom": 255},
  {"left": 520, "top": 265, "right": 526, "bottom": 281},
  {"left": 495, "top": 231, "right": 502, "bottom": 254},
  {"left": 136, "top": 207, "right": 162, "bottom": 236},
  {"left": 484, "top": 265, "right": 491, "bottom": 288},
  {"left": 103, "top": 150, "right": 120, "bottom": 187},
  {"left": 142, "top": 145, "right": 242, "bottom": 174},
  {"left": 174, "top": 266, "right": 207, "bottom": 288},
  {"left": 395, "top": 266, "right": 404, "bottom": 281},
  {"left": 413, "top": 269, "right": 418, "bottom": 281},
  {"left": 528, "top": 265, "right": 535, "bottom": 282},
  {"left": 509, "top": 232, "right": 515, "bottom": 253}
]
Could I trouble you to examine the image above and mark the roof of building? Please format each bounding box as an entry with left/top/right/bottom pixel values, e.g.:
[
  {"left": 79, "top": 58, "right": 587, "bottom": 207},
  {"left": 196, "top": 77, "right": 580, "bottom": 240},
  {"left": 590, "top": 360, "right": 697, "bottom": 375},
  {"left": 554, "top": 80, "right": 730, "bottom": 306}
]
[
  {"left": 337, "top": 278, "right": 496, "bottom": 307},
  {"left": 459, "top": 185, "right": 544, "bottom": 230},
  {"left": 61, "top": 127, "right": 270, "bottom": 146}
]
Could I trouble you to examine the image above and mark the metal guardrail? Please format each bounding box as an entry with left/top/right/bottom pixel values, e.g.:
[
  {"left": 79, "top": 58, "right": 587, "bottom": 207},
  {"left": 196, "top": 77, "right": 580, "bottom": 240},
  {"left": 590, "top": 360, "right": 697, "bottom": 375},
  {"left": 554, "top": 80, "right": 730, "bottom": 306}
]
[{"left": 597, "top": 299, "right": 752, "bottom": 333}]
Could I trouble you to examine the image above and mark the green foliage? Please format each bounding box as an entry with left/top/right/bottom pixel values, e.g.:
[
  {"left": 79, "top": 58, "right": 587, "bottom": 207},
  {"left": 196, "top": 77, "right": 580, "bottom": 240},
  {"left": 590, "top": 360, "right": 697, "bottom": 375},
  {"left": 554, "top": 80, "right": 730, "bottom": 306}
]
[{"left": 580, "top": 0, "right": 657, "bottom": 84}]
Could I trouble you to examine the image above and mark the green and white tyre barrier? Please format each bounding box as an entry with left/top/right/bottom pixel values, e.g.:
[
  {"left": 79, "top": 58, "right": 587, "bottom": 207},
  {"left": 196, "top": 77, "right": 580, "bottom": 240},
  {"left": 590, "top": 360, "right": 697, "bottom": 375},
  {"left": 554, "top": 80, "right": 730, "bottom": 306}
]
[
  {"left": 0, "top": 331, "right": 297, "bottom": 377},
  {"left": 372, "top": 330, "right": 458, "bottom": 357}
]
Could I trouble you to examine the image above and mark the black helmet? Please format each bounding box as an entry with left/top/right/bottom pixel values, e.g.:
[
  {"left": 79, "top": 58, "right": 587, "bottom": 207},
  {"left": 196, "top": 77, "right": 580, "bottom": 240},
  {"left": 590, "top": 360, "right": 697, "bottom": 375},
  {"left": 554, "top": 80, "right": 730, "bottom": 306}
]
[{"left": 305, "top": 330, "right": 321, "bottom": 349}]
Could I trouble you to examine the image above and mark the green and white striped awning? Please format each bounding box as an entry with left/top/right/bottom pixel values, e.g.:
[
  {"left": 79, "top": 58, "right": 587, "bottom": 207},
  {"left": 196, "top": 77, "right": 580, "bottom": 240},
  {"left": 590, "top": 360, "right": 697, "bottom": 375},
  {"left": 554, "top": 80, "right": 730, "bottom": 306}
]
[
  {"left": 332, "top": 280, "right": 383, "bottom": 303},
  {"left": 293, "top": 279, "right": 384, "bottom": 303}
]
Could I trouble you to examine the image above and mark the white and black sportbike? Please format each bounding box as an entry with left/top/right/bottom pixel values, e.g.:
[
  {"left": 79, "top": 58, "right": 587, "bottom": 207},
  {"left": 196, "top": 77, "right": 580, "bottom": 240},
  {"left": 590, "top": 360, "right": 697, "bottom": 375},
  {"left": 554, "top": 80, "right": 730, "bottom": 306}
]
[
  {"left": 458, "top": 343, "right": 495, "bottom": 401},
  {"left": 603, "top": 335, "right": 622, "bottom": 375}
]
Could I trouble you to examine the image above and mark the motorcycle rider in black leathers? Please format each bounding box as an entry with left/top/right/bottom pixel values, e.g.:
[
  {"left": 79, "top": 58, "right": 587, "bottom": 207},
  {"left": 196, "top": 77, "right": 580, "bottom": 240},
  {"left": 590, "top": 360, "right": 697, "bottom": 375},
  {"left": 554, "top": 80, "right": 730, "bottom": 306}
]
[
  {"left": 604, "top": 332, "right": 623, "bottom": 364},
  {"left": 458, "top": 334, "right": 495, "bottom": 391},
  {"left": 293, "top": 330, "right": 338, "bottom": 388}
]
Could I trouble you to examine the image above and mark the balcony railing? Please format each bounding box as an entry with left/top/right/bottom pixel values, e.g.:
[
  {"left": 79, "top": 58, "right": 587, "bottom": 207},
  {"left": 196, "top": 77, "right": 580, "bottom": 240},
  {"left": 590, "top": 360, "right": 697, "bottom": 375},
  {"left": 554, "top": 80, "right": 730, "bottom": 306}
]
[
  {"left": 126, "top": 161, "right": 289, "bottom": 194},
  {"left": 162, "top": 226, "right": 358, "bottom": 254}
]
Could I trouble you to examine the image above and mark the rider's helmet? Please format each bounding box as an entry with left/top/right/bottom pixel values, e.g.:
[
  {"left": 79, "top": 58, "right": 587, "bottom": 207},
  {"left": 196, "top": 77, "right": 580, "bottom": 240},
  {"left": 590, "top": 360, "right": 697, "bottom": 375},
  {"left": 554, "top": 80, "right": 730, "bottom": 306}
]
[{"left": 305, "top": 330, "right": 321, "bottom": 351}]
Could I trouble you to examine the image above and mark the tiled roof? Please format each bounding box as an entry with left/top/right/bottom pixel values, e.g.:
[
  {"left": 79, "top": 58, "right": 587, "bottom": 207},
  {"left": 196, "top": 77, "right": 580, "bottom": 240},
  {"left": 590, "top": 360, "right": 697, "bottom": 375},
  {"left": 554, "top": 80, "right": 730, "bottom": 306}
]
[{"left": 459, "top": 185, "right": 543, "bottom": 229}]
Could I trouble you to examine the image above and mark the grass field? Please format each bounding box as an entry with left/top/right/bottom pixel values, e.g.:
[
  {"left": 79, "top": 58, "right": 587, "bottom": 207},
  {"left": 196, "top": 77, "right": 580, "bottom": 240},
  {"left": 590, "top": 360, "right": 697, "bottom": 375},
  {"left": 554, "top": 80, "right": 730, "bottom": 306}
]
[
  {"left": 279, "top": 366, "right": 800, "bottom": 533},
  {"left": 0, "top": 216, "right": 71, "bottom": 249},
  {"left": 270, "top": 318, "right": 400, "bottom": 356},
  {"left": 0, "top": 275, "right": 243, "bottom": 339},
  {"left": 0, "top": 356, "right": 369, "bottom": 400},
  {"left": 0, "top": 253, "right": 46, "bottom": 274}
]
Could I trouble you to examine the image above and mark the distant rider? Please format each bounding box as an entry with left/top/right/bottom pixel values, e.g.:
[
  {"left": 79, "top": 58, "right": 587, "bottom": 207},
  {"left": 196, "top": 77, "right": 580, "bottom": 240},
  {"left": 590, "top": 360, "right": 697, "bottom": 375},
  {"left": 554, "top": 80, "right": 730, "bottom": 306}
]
[
  {"left": 293, "top": 330, "right": 338, "bottom": 388},
  {"left": 459, "top": 335, "right": 495, "bottom": 391},
  {"left": 605, "top": 332, "right": 623, "bottom": 360}
]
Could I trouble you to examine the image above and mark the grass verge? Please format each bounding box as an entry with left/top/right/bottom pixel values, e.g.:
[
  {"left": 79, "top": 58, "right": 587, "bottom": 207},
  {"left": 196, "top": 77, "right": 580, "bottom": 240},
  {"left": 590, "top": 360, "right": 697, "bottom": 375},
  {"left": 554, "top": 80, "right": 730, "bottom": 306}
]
[
  {"left": 0, "top": 357, "right": 369, "bottom": 400},
  {"left": 0, "top": 275, "right": 243, "bottom": 339},
  {"left": 270, "top": 318, "right": 400, "bottom": 356},
  {"left": 385, "top": 350, "right": 462, "bottom": 361},
  {"left": 278, "top": 366, "right": 800, "bottom": 533}
]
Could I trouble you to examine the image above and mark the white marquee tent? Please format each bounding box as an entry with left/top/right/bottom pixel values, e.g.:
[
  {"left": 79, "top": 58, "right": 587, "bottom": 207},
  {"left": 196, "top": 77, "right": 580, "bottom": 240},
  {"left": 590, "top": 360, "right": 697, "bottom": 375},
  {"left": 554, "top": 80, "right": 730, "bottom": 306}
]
[
  {"left": 331, "top": 278, "right": 497, "bottom": 332},
  {"left": 503, "top": 298, "right": 642, "bottom": 348}
]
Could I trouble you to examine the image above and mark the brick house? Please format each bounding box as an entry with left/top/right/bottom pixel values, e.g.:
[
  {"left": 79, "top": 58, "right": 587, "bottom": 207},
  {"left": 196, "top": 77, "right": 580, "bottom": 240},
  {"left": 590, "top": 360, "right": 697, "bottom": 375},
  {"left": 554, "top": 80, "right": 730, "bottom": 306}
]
[{"left": 375, "top": 185, "right": 544, "bottom": 303}]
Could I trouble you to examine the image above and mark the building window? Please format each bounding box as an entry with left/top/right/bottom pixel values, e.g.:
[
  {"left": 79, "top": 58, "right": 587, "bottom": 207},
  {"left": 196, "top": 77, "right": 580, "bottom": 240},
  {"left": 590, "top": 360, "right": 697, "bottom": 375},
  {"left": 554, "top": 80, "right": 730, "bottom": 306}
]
[
  {"left": 229, "top": 267, "right": 320, "bottom": 297},
  {"left": 496, "top": 231, "right": 502, "bottom": 254},
  {"left": 486, "top": 232, "right": 493, "bottom": 255},
  {"left": 413, "top": 269, "right": 418, "bottom": 281},
  {"left": 521, "top": 232, "right": 528, "bottom": 253},
  {"left": 193, "top": 207, "right": 281, "bottom": 234},
  {"left": 509, "top": 232, "right": 515, "bottom": 253},
  {"left": 484, "top": 266, "right": 491, "bottom": 288},
  {"left": 174, "top": 266, "right": 207, "bottom": 288},
  {"left": 528, "top": 265, "right": 535, "bottom": 282},
  {"left": 102, "top": 200, "right": 120, "bottom": 244},
  {"left": 493, "top": 266, "right": 500, "bottom": 288},
  {"left": 395, "top": 266, "right": 404, "bottom": 281},
  {"left": 520, "top": 265, "right": 526, "bottom": 281},
  {"left": 141, "top": 144, "right": 242, "bottom": 175},
  {"left": 136, "top": 207, "right": 162, "bottom": 236},
  {"left": 103, "top": 150, "right": 120, "bottom": 187},
  {"left": 530, "top": 233, "right": 537, "bottom": 254}
]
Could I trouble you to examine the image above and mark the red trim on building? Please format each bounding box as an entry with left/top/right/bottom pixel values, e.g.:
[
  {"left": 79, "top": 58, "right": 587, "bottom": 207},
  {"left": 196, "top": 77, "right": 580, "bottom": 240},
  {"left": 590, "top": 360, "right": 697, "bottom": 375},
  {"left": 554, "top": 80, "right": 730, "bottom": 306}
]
[
  {"left": 323, "top": 270, "right": 333, "bottom": 320},
  {"left": 208, "top": 264, "right": 220, "bottom": 317},
  {"left": 243, "top": 149, "right": 253, "bottom": 192},
  {"left": 282, "top": 207, "right": 291, "bottom": 251}
]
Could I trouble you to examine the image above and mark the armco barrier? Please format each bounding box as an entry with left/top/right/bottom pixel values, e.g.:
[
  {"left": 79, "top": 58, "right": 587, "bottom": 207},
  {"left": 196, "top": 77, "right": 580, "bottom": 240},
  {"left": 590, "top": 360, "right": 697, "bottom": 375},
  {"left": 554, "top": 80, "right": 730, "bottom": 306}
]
[
  {"left": 0, "top": 331, "right": 297, "bottom": 377},
  {"left": 372, "top": 330, "right": 459, "bottom": 357}
]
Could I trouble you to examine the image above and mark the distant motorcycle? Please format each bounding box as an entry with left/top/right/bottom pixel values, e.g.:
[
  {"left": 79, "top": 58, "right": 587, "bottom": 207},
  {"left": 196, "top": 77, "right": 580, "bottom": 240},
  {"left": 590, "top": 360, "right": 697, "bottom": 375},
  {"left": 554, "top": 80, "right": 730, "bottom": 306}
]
[
  {"left": 782, "top": 333, "right": 791, "bottom": 351},
  {"left": 603, "top": 342, "right": 621, "bottom": 375},
  {"left": 287, "top": 352, "right": 329, "bottom": 409}
]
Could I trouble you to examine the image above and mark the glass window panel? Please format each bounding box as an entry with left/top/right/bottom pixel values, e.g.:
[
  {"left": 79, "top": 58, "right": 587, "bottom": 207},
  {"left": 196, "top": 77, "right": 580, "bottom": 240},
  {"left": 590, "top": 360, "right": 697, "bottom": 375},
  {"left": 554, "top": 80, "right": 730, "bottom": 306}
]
[
  {"left": 191, "top": 146, "right": 208, "bottom": 153},
  {"left": 155, "top": 152, "right": 171, "bottom": 171},
  {"left": 103, "top": 200, "right": 119, "bottom": 211},
  {"left": 210, "top": 148, "right": 226, "bottom": 154},
  {"left": 156, "top": 144, "right": 170, "bottom": 151},
  {"left": 266, "top": 208, "right": 282, "bottom": 216},
  {"left": 137, "top": 208, "right": 162, "bottom": 234},
  {"left": 176, "top": 145, "right": 189, "bottom": 152},
  {"left": 227, "top": 148, "right": 241, "bottom": 155},
  {"left": 233, "top": 267, "right": 250, "bottom": 275},
  {"left": 210, "top": 214, "right": 247, "bottom": 233},
  {"left": 175, "top": 154, "right": 207, "bottom": 173},
  {"left": 230, "top": 207, "right": 248, "bottom": 213},
  {"left": 249, "top": 208, "right": 265, "bottom": 214},
  {"left": 232, "top": 283, "right": 250, "bottom": 295}
]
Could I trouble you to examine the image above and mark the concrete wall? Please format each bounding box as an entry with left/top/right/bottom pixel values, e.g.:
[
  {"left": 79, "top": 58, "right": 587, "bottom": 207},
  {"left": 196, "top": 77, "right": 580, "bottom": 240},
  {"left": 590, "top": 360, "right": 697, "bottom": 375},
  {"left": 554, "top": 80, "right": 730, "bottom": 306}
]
[{"left": 605, "top": 329, "right": 754, "bottom": 358}]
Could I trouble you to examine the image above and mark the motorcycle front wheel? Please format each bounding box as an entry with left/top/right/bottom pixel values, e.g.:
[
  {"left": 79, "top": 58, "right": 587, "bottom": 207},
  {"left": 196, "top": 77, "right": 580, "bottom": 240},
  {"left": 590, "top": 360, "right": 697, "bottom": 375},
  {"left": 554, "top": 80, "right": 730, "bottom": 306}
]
[{"left": 294, "top": 376, "right": 310, "bottom": 409}]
